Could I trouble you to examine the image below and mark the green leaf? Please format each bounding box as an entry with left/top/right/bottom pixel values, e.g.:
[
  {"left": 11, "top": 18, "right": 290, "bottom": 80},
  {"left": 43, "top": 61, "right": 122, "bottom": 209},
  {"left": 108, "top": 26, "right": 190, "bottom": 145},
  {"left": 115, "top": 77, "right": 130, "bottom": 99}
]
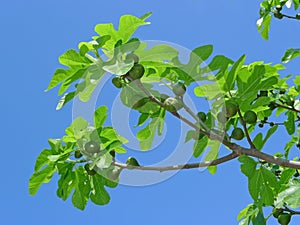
[
  {"left": 239, "top": 155, "right": 257, "bottom": 177},
  {"left": 137, "top": 113, "right": 150, "bottom": 127},
  {"left": 191, "top": 45, "right": 213, "bottom": 61},
  {"left": 276, "top": 180, "right": 300, "bottom": 208},
  {"left": 90, "top": 174, "right": 110, "bottom": 205},
  {"left": 223, "top": 54, "right": 246, "bottom": 91},
  {"left": 95, "top": 14, "right": 149, "bottom": 52},
  {"left": 34, "top": 149, "right": 52, "bottom": 171},
  {"left": 137, "top": 117, "right": 163, "bottom": 150},
  {"left": 72, "top": 117, "right": 89, "bottom": 139},
  {"left": 46, "top": 68, "right": 70, "bottom": 91},
  {"left": 139, "top": 12, "right": 152, "bottom": 21},
  {"left": 94, "top": 106, "right": 108, "bottom": 129},
  {"left": 29, "top": 164, "right": 56, "bottom": 196},
  {"left": 59, "top": 49, "right": 91, "bottom": 67},
  {"left": 257, "top": 14, "right": 272, "bottom": 40},
  {"left": 194, "top": 83, "right": 223, "bottom": 100},
  {"left": 279, "top": 169, "right": 296, "bottom": 185},
  {"left": 103, "top": 60, "right": 134, "bottom": 75},
  {"left": 72, "top": 167, "right": 91, "bottom": 210},
  {"left": 193, "top": 135, "right": 209, "bottom": 158},
  {"left": 282, "top": 48, "right": 300, "bottom": 63},
  {"left": 56, "top": 92, "right": 76, "bottom": 110},
  {"left": 56, "top": 163, "right": 75, "bottom": 201},
  {"left": 208, "top": 55, "right": 233, "bottom": 71},
  {"left": 284, "top": 111, "right": 295, "bottom": 135},
  {"left": 77, "top": 65, "right": 105, "bottom": 102},
  {"left": 248, "top": 167, "right": 278, "bottom": 204},
  {"left": 253, "top": 133, "right": 263, "bottom": 150},
  {"left": 185, "top": 130, "right": 197, "bottom": 143}
]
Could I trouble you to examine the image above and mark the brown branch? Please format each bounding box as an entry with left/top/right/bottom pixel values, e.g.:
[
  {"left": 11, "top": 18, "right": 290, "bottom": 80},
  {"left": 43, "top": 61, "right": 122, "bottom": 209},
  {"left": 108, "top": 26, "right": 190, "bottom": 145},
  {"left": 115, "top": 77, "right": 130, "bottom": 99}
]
[
  {"left": 132, "top": 78, "right": 300, "bottom": 169},
  {"left": 113, "top": 152, "right": 238, "bottom": 172},
  {"left": 273, "top": 102, "right": 300, "bottom": 113},
  {"left": 284, "top": 206, "right": 300, "bottom": 215}
]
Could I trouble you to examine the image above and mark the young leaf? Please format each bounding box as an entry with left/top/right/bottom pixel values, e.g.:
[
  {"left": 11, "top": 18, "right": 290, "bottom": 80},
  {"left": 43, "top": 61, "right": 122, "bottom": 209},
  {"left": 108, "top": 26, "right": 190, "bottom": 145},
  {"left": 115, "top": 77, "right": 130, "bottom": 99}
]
[
  {"left": 282, "top": 48, "right": 300, "bottom": 63},
  {"left": 94, "top": 106, "right": 108, "bottom": 129},
  {"left": 29, "top": 164, "right": 56, "bottom": 196},
  {"left": 193, "top": 136, "right": 209, "bottom": 158},
  {"left": 72, "top": 167, "right": 91, "bottom": 210},
  {"left": 90, "top": 174, "right": 110, "bottom": 205},
  {"left": 284, "top": 111, "right": 295, "bottom": 135}
]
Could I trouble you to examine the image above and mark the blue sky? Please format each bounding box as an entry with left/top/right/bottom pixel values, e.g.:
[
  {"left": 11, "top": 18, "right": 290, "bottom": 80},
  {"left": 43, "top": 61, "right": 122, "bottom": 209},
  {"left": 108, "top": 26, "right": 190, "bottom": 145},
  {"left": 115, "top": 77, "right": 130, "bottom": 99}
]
[{"left": 1, "top": 0, "right": 300, "bottom": 224}]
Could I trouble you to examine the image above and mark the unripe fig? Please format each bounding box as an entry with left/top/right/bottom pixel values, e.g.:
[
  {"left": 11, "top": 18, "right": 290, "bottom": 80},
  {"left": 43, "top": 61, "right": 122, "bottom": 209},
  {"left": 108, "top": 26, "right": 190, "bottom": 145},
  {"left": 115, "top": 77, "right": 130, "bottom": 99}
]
[
  {"left": 84, "top": 141, "right": 100, "bottom": 154},
  {"left": 172, "top": 82, "right": 186, "bottom": 96},
  {"left": 231, "top": 128, "right": 244, "bottom": 140},
  {"left": 224, "top": 102, "right": 238, "bottom": 117},
  {"left": 112, "top": 77, "right": 124, "bottom": 88},
  {"left": 197, "top": 112, "right": 207, "bottom": 122},
  {"left": 128, "top": 64, "right": 145, "bottom": 80},
  {"left": 278, "top": 213, "right": 291, "bottom": 225},
  {"left": 244, "top": 110, "right": 257, "bottom": 124},
  {"left": 126, "top": 156, "right": 140, "bottom": 169},
  {"left": 164, "top": 97, "right": 184, "bottom": 112}
]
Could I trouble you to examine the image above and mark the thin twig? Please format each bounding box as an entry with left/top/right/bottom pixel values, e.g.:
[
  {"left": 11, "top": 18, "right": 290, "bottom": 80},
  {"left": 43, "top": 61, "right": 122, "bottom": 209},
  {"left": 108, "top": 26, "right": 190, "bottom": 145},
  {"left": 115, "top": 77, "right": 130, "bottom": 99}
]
[
  {"left": 113, "top": 152, "right": 238, "bottom": 172},
  {"left": 284, "top": 206, "right": 300, "bottom": 215}
]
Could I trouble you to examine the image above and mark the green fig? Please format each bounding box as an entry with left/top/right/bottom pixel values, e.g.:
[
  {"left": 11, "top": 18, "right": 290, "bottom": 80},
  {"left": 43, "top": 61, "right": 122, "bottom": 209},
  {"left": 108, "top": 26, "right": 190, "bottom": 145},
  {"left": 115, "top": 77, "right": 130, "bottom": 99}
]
[
  {"left": 231, "top": 128, "right": 244, "bottom": 140},
  {"left": 244, "top": 110, "right": 257, "bottom": 124},
  {"left": 164, "top": 97, "right": 184, "bottom": 112},
  {"left": 224, "top": 102, "right": 238, "bottom": 117},
  {"left": 128, "top": 64, "right": 145, "bottom": 80},
  {"left": 278, "top": 213, "right": 291, "bottom": 225},
  {"left": 84, "top": 141, "right": 100, "bottom": 154},
  {"left": 172, "top": 82, "right": 186, "bottom": 96},
  {"left": 126, "top": 156, "right": 140, "bottom": 169},
  {"left": 197, "top": 112, "right": 207, "bottom": 122}
]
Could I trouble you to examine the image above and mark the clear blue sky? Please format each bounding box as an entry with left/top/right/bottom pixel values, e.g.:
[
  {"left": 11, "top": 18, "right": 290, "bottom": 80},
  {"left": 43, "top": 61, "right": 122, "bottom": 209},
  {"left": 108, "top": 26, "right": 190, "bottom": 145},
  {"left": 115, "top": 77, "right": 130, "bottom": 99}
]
[{"left": 1, "top": 0, "right": 300, "bottom": 224}]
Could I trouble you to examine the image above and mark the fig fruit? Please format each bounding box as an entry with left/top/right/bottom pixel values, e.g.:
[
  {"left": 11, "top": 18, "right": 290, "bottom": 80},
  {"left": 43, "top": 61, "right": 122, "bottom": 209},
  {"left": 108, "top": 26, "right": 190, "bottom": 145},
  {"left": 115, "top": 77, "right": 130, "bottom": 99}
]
[
  {"left": 172, "top": 82, "right": 186, "bottom": 96},
  {"left": 128, "top": 64, "right": 145, "bottom": 80},
  {"left": 197, "top": 112, "right": 207, "bottom": 122},
  {"left": 244, "top": 110, "right": 257, "bottom": 124},
  {"left": 164, "top": 97, "right": 184, "bottom": 112},
  {"left": 224, "top": 102, "right": 238, "bottom": 117},
  {"left": 84, "top": 141, "right": 100, "bottom": 154},
  {"left": 231, "top": 128, "right": 244, "bottom": 140},
  {"left": 278, "top": 213, "right": 291, "bottom": 225}
]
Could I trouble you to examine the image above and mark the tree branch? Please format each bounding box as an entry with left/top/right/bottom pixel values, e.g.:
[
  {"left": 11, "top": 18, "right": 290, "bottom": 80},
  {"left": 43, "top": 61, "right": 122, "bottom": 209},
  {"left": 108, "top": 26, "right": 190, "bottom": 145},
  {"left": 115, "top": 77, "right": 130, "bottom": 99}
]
[
  {"left": 132, "top": 78, "right": 300, "bottom": 169},
  {"left": 113, "top": 152, "right": 238, "bottom": 172},
  {"left": 273, "top": 102, "right": 300, "bottom": 113},
  {"left": 284, "top": 206, "right": 300, "bottom": 215}
]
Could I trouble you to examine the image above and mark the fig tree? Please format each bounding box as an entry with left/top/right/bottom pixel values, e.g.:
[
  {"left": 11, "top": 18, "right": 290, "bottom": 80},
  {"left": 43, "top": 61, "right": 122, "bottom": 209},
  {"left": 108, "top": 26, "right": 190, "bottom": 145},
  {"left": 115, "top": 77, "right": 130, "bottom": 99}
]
[
  {"left": 231, "top": 128, "right": 244, "bottom": 140},
  {"left": 278, "top": 213, "right": 291, "bottom": 225},
  {"left": 84, "top": 141, "right": 100, "bottom": 154},
  {"left": 244, "top": 110, "right": 257, "bottom": 124},
  {"left": 224, "top": 102, "right": 238, "bottom": 117},
  {"left": 128, "top": 64, "right": 145, "bottom": 80},
  {"left": 259, "top": 90, "right": 268, "bottom": 97},
  {"left": 164, "top": 97, "right": 184, "bottom": 112},
  {"left": 172, "top": 82, "right": 186, "bottom": 96}
]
